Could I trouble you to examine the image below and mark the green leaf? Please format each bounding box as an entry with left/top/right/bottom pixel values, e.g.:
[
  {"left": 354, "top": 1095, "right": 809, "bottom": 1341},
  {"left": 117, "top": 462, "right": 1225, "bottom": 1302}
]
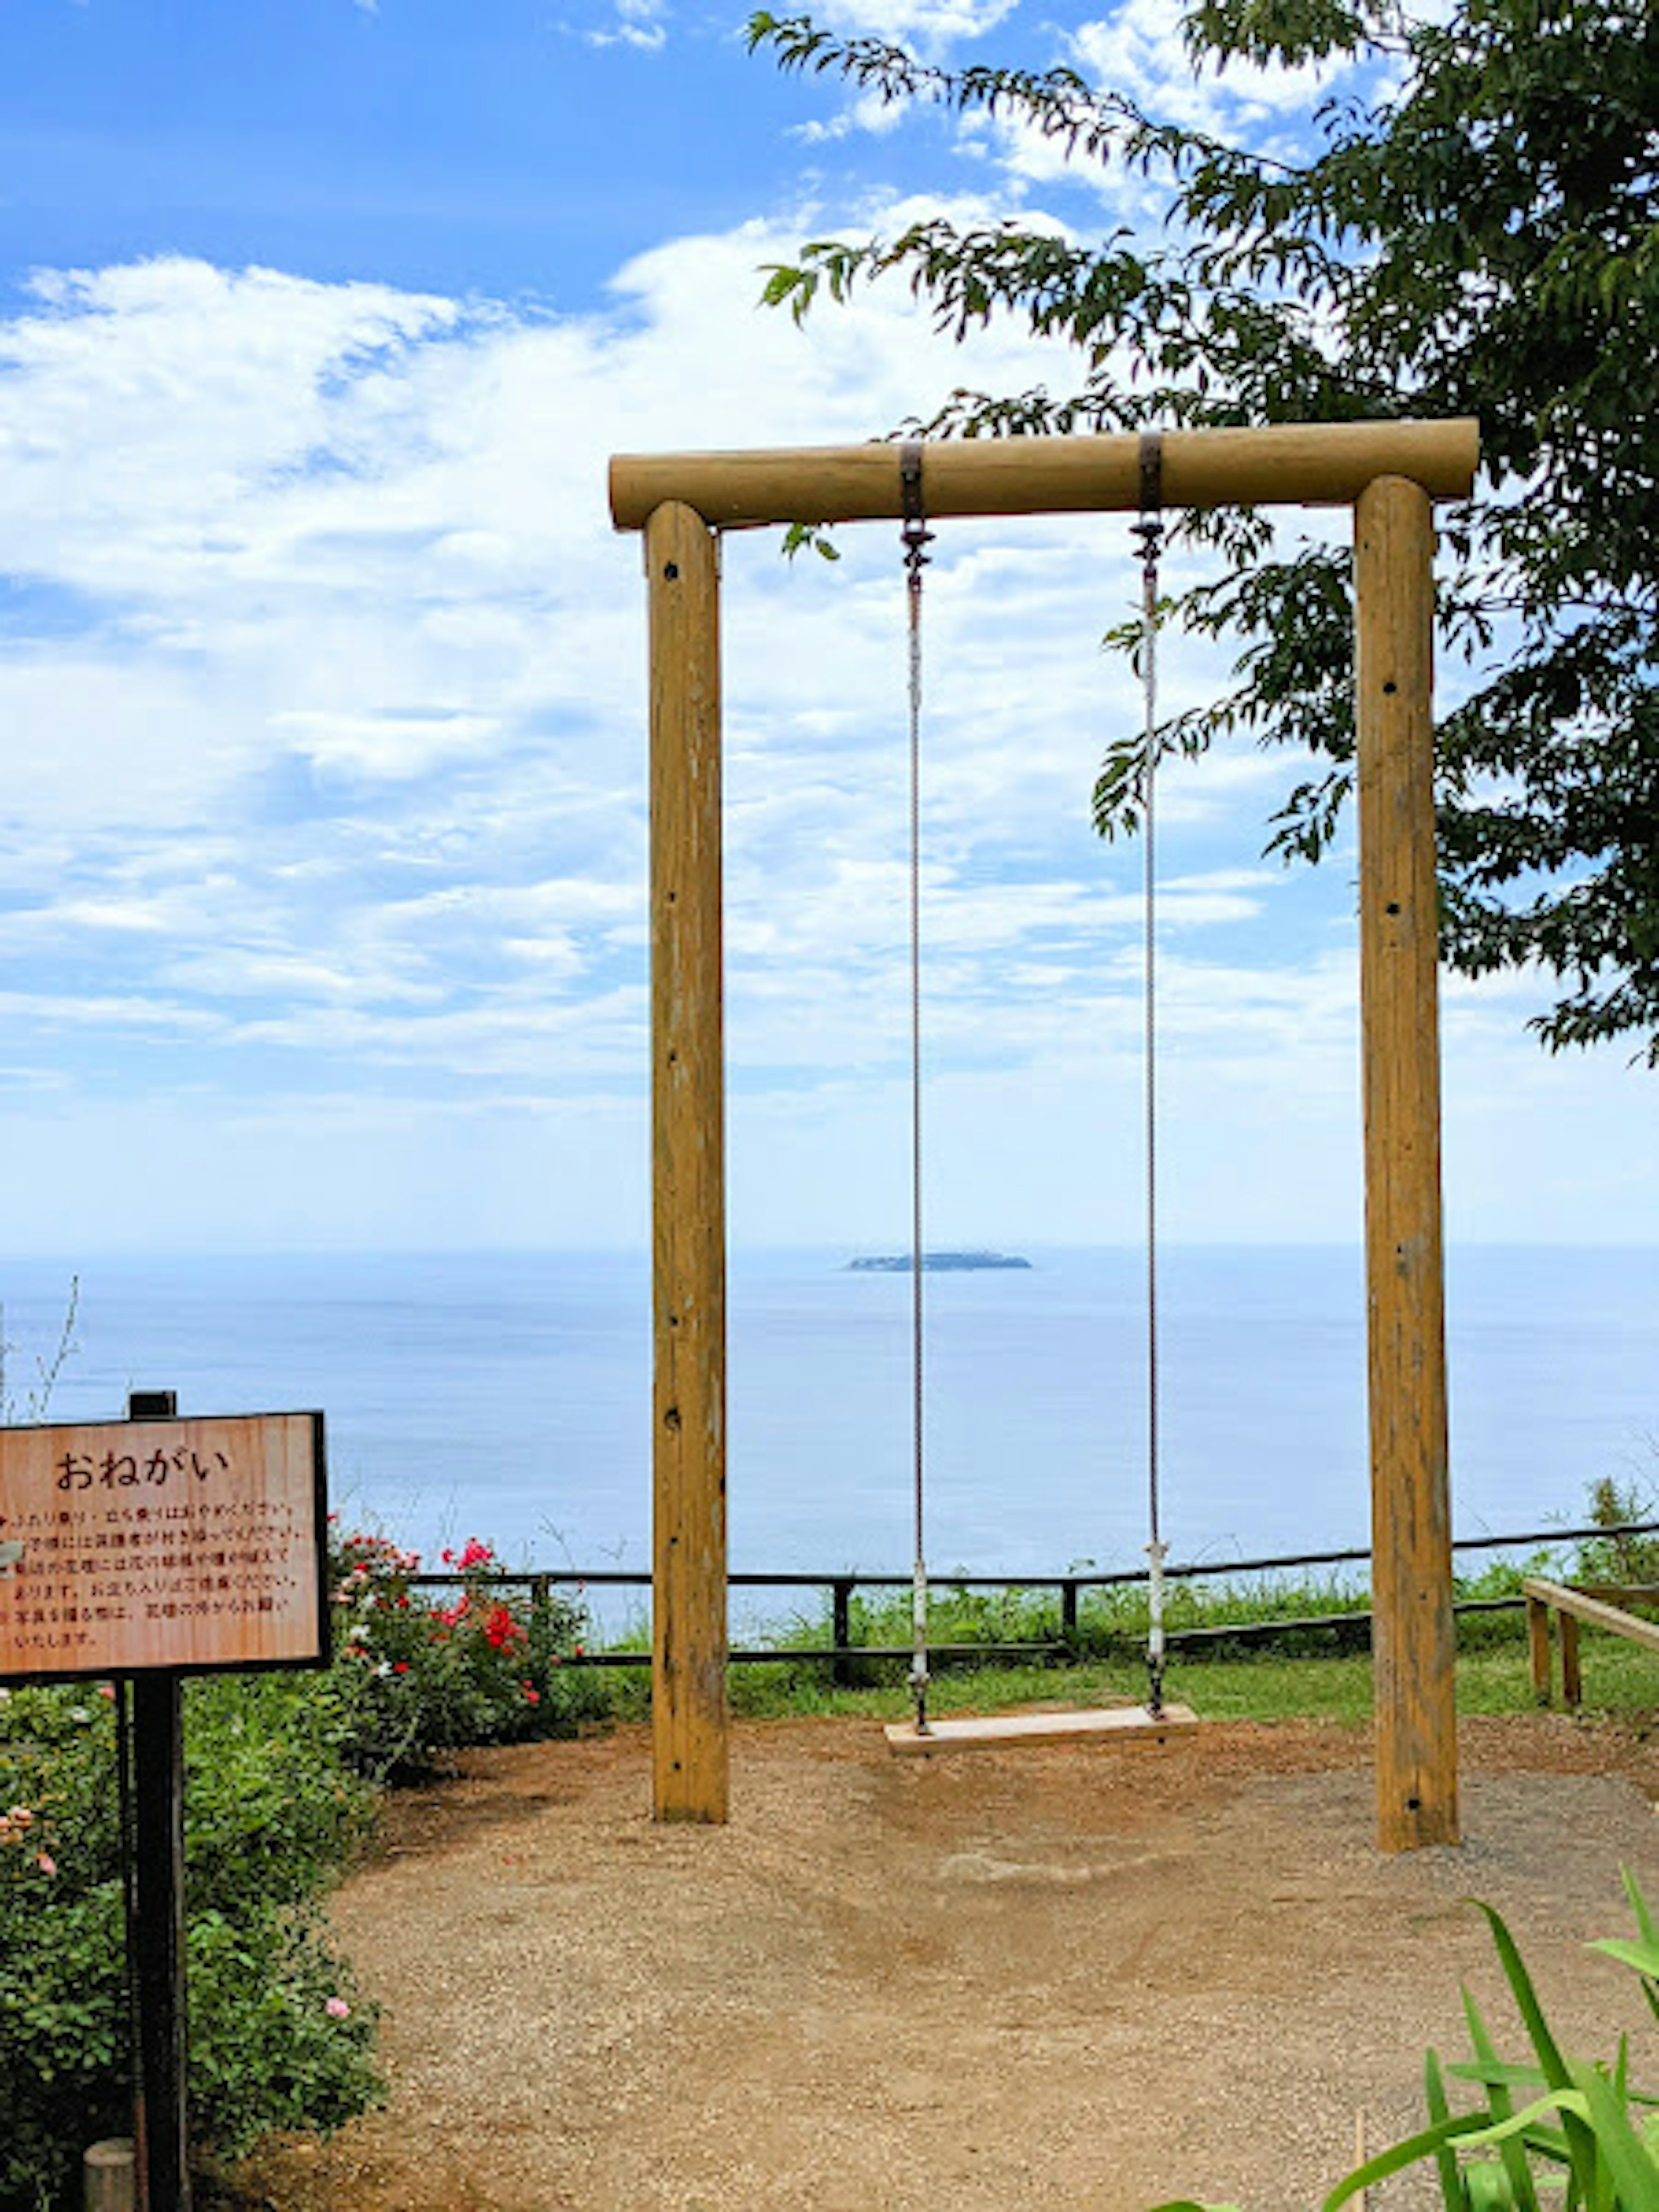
[
  {"left": 1323, "top": 2115, "right": 1496, "bottom": 2208},
  {"left": 1461, "top": 1989, "right": 1541, "bottom": 2211},
  {"left": 1588, "top": 1939, "right": 1659, "bottom": 1983},
  {"left": 1426, "top": 2045, "right": 1476, "bottom": 2206},
  {"left": 1620, "top": 1869, "right": 1657, "bottom": 1951},
  {"left": 747, "top": 0, "right": 1659, "bottom": 1062},
  {"left": 1565, "top": 2061, "right": 1659, "bottom": 2210}
]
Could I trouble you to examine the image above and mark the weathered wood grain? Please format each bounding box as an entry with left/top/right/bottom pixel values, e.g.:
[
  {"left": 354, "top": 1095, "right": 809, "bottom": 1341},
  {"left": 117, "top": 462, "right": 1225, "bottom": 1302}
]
[
  {"left": 648, "top": 501, "right": 729, "bottom": 1824},
  {"left": 1356, "top": 474, "right": 1459, "bottom": 1852}
]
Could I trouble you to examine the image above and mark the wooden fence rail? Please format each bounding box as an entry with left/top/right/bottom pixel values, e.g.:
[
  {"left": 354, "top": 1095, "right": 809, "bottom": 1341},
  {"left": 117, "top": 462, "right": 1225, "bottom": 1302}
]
[
  {"left": 381, "top": 1520, "right": 1658, "bottom": 1691},
  {"left": 1522, "top": 1578, "right": 1659, "bottom": 1708}
]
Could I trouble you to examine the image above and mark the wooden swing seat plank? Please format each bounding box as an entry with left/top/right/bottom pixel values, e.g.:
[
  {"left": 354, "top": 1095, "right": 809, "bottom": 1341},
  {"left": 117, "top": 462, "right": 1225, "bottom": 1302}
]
[{"left": 884, "top": 1702, "right": 1199, "bottom": 1756}]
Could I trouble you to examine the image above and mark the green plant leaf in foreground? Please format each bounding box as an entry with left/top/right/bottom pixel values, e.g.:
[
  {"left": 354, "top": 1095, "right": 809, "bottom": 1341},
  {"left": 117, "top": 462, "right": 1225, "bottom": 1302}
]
[
  {"left": 1623, "top": 1870, "right": 1659, "bottom": 1951},
  {"left": 1566, "top": 2059, "right": 1659, "bottom": 2210},
  {"left": 1471, "top": 1901, "right": 1604, "bottom": 2183},
  {"left": 1426, "top": 2044, "right": 1481, "bottom": 2207},
  {"left": 1591, "top": 1939, "right": 1659, "bottom": 1983},
  {"left": 1322, "top": 2113, "right": 1498, "bottom": 2207},
  {"left": 1459, "top": 1987, "right": 1541, "bottom": 2211}
]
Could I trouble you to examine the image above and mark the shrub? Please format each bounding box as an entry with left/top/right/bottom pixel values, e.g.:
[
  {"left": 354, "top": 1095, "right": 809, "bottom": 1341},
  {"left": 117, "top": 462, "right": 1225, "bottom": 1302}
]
[
  {"left": 1576, "top": 1476, "right": 1659, "bottom": 1587},
  {"left": 322, "top": 1526, "right": 609, "bottom": 1782},
  {"left": 185, "top": 1905, "right": 381, "bottom": 2160},
  {"left": 0, "top": 1680, "right": 381, "bottom": 2212},
  {"left": 0, "top": 1497, "right": 610, "bottom": 2206}
]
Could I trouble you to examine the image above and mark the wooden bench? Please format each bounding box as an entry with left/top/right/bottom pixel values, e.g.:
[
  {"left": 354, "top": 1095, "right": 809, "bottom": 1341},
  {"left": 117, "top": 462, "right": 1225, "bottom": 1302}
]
[{"left": 1522, "top": 1578, "right": 1659, "bottom": 1707}]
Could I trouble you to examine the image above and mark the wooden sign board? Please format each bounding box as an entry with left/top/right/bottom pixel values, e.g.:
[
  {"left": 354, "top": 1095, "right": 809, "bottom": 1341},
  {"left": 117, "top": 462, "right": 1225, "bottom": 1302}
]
[{"left": 0, "top": 1412, "right": 329, "bottom": 1682}]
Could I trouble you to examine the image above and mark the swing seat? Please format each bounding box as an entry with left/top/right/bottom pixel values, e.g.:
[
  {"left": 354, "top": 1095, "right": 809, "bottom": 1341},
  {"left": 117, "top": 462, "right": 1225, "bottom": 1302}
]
[{"left": 884, "top": 1700, "right": 1199, "bottom": 1756}]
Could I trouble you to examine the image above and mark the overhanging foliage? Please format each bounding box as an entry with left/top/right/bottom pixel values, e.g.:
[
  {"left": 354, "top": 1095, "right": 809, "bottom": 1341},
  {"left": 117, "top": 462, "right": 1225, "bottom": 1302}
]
[{"left": 749, "top": 0, "right": 1659, "bottom": 1061}]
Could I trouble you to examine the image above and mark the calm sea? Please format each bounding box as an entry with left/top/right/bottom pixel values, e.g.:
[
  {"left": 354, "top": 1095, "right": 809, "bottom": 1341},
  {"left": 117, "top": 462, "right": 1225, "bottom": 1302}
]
[{"left": 2, "top": 1246, "right": 1654, "bottom": 1629}]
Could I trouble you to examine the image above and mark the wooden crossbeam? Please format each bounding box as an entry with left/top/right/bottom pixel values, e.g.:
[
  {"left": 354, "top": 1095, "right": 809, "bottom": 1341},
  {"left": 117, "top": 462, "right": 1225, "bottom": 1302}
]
[
  {"left": 1522, "top": 1579, "right": 1659, "bottom": 1654},
  {"left": 884, "top": 1702, "right": 1199, "bottom": 1755},
  {"left": 611, "top": 420, "right": 1479, "bottom": 532}
]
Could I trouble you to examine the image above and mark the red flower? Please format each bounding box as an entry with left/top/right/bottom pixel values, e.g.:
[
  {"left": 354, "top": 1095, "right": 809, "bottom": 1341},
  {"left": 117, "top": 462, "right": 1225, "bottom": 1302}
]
[
  {"left": 483, "top": 1604, "right": 521, "bottom": 1651},
  {"left": 521, "top": 1683, "right": 540, "bottom": 1705}
]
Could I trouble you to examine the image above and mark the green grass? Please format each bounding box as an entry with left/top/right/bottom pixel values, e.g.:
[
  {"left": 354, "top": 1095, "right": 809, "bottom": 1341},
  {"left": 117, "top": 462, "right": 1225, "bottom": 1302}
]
[
  {"left": 588, "top": 1557, "right": 1659, "bottom": 1732},
  {"left": 710, "top": 1638, "right": 1656, "bottom": 1728}
]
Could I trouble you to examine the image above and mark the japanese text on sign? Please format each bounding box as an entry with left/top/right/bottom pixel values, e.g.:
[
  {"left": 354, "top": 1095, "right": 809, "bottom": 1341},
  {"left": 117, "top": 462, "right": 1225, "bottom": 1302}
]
[{"left": 0, "top": 1413, "right": 327, "bottom": 1680}]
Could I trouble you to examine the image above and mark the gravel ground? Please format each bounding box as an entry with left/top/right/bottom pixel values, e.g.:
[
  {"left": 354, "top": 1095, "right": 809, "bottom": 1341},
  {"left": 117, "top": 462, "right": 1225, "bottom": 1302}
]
[{"left": 229, "top": 1710, "right": 1659, "bottom": 2212}]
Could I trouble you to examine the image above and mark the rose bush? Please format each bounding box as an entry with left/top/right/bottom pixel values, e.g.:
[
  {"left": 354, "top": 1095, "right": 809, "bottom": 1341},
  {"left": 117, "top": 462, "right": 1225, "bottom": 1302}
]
[
  {"left": 322, "top": 1526, "right": 609, "bottom": 1782},
  {"left": 0, "top": 1520, "right": 608, "bottom": 2206},
  {"left": 0, "top": 1677, "right": 380, "bottom": 2212}
]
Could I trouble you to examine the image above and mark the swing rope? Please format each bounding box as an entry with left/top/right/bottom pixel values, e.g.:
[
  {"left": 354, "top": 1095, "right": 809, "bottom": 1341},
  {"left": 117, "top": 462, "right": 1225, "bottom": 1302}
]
[
  {"left": 901, "top": 438, "right": 934, "bottom": 1736},
  {"left": 894, "top": 433, "right": 1174, "bottom": 1739},
  {"left": 1134, "top": 430, "right": 1168, "bottom": 1720}
]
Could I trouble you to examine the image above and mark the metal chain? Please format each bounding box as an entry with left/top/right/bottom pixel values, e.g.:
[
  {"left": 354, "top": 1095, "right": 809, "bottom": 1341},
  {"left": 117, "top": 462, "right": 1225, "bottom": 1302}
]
[
  {"left": 900, "top": 439, "right": 934, "bottom": 1735},
  {"left": 1132, "top": 431, "right": 1167, "bottom": 1719}
]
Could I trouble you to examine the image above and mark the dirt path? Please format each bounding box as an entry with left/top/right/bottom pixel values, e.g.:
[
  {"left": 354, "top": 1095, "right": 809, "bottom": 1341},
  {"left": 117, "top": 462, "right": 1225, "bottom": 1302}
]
[{"left": 232, "top": 1712, "right": 1659, "bottom": 2211}]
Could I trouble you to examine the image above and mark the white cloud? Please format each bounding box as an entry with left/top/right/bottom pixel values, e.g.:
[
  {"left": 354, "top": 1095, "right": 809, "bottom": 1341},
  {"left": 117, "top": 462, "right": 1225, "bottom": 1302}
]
[
  {"left": 1069, "top": 0, "right": 1362, "bottom": 140},
  {"left": 789, "top": 0, "right": 1373, "bottom": 207},
  {"left": 795, "top": 88, "right": 915, "bottom": 144},
  {"left": 0, "top": 210, "right": 1646, "bottom": 1251},
  {"left": 582, "top": 0, "right": 669, "bottom": 51},
  {"left": 807, "top": 0, "right": 1021, "bottom": 46}
]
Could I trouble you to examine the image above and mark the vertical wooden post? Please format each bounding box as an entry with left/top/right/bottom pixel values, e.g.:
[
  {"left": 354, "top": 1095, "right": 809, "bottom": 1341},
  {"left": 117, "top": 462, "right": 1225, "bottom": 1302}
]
[
  {"left": 647, "top": 501, "right": 729, "bottom": 1824},
  {"left": 1355, "top": 476, "right": 1459, "bottom": 1852},
  {"left": 1527, "top": 1592, "right": 1553, "bottom": 1704},
  {"left": 1559, "top": 1610, "right": 1583, "bottom": 1707},
  {"left": 831, "top": 1579, "right": 854, "bottom": 1688},
  {"left": 83, "top": 2140, "right": 136, "bottom": 2212}
]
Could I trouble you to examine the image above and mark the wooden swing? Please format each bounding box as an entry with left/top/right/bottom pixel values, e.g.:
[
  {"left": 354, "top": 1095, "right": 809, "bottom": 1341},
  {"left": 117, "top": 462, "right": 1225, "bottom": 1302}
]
[
  {"left": 619, "top": 416, "right": 1478, "bottom": 1848},
  {"left": 880, "top": 438, "right": 1198, "bottom": 1758}
]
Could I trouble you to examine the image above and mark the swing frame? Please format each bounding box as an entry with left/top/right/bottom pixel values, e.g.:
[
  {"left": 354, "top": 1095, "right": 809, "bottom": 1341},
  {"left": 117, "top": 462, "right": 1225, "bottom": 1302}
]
[{"left": 610, "top": 416, "right": 1481, "bottom": 1854}]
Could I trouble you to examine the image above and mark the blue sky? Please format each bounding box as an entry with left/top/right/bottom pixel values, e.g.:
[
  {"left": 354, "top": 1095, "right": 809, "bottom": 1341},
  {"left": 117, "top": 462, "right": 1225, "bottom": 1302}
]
[{"left": 0, "top": 0, "right": 1653, "bottom": 1254}]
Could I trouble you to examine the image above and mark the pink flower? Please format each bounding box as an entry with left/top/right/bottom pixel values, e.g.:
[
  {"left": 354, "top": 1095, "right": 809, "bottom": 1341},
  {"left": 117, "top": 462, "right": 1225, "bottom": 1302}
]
[
  {"left": 325, "top": 1996, "right": 350, "bottom": 2019},
  {"left": 458, "top": 1538, "right": 494, "bottom": 1570},
  {"left": 96, "top": 1684, "right": 117, "bottom": 1700},
  {"left": 35, "top": 1852, "right": 57, "bottom": 1876}
]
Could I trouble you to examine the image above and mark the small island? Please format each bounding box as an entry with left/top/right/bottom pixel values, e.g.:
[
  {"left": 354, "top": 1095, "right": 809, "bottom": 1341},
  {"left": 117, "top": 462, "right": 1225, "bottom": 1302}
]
[{"left": 845, "top": 1250, "right": 1033, "bottom": 1273}]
